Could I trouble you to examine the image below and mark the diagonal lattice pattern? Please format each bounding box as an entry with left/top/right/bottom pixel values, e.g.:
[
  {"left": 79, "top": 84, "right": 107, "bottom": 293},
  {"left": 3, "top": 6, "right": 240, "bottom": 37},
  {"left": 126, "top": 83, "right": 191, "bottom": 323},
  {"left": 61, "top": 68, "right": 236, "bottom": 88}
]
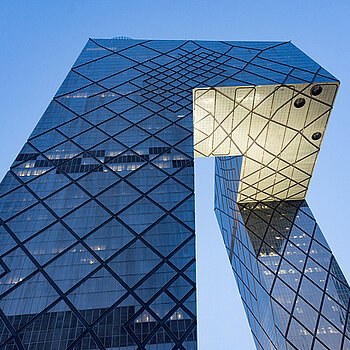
[
  {"left": 0, "top": 38, "right": 345, "bottom": 350},
  {"left": 193, "top": 82, "right": 338, "bottom": 202},
  {"left": 215, "top": 156, "right": 350, "bottom": 350}
]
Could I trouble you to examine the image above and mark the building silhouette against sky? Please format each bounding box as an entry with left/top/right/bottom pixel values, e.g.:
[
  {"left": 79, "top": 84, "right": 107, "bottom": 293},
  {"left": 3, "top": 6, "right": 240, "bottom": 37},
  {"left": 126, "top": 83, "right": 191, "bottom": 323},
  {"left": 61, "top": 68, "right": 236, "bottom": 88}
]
[{"left": 0, "top": 38, "right": 348, "bottom": 349}]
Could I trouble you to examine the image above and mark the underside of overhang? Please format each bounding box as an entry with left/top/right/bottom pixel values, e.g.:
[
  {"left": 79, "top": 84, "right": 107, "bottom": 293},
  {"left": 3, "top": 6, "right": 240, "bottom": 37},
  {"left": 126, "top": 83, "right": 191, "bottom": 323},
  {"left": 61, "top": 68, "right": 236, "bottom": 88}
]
[{"left": 193, "top": 82, "right": 339, "bottom": 203}]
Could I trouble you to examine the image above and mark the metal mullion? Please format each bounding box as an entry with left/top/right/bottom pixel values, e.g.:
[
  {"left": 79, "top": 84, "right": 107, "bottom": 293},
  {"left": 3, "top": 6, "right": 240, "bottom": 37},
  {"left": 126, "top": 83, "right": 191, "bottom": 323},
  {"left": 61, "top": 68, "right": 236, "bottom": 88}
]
[
  {"left": 72, "top": 45, "right": 116, "bottom": 70},
  {"left": 171, "top": 287, "right": 197, "bottom": 320},
  {"left": 0, "top": 308, "right": 25, "bottom": 350},
  {"left": 267, "top": 201, "right": 306, "bottom": 294},
  {"left": 93, "top": 255, "right": 194, "bottom": 331},
  {"left": 216, "top": 209, "right": 280, "bottom": 298},
  {"left": 0, "top": 177, "right": 22, "bottom": 200},
  {"left": 84, "top": 40, "right": 190, "bottom": 94},
  {"left": 54, "top": 81, "right": 95, "bottom": 99},
  {"left": 219, "top": 40, "right": 320, "bottom": 80},
  {"left": 234, "top": 281, "right": 279, "bottom": 350},
  {"left": 22, "top": 144, "right": 123, "bottom": 206},
  {"left": 27, "top": 135, "right": 196, "bottom": 261},
  {"left": 283, "top": 223, "right": 318, "bottom": 341},
  {"left": 0, "top": 218, "right": 105, "bottom": 349},
  {"left": 25, "top": 113, "right": 82, "bottom": 143},
  {"left": 9, "top": 168, "right": 186, "bottom": 348},
  {"left": 10, "top": 152, "right": 40, "bottom": 171},
  {"left": 122, "top": 261, "right": 196, "bottom": 348},
  {"left": 136, "top": 302, "right": 189, "bottom": 349},
  {"left": 69, "top": 256, "right": 195, "bottom": 349},
  {"left": 340, "top": 286, "right": 350, "bottom": 349}
]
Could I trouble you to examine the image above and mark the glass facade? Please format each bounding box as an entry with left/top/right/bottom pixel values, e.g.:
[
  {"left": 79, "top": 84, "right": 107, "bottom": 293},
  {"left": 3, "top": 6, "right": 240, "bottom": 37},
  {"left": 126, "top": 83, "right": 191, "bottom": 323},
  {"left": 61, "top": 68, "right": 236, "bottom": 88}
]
[
  {"left": 0, "top": 37, "right": 347, "bottom": 349},
  {"left": 215, "top": 157, "right": 350, "bottom": 350}
]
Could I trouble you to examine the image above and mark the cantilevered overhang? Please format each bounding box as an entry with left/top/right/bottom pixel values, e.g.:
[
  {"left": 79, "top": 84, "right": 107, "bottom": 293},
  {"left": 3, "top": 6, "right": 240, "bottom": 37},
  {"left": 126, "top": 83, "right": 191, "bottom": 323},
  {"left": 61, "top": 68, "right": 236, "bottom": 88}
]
[{"left": 193, "top": 82, "right": 339, "bottom": 203}]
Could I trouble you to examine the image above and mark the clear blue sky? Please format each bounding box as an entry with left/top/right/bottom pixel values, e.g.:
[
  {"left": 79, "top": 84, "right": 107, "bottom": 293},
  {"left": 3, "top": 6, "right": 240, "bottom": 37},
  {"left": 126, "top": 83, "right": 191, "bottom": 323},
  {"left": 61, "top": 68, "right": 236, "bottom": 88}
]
[{"left": 1, "top": 1, "right": 350, "bottom": 348}]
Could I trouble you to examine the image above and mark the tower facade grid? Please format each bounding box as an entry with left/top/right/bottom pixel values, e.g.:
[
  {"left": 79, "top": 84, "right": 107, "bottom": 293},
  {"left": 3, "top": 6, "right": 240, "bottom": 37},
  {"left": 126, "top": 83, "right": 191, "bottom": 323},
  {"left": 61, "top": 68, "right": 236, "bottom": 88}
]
[{"left": 0, "top": 38, "right": 348, "bottom": 350}]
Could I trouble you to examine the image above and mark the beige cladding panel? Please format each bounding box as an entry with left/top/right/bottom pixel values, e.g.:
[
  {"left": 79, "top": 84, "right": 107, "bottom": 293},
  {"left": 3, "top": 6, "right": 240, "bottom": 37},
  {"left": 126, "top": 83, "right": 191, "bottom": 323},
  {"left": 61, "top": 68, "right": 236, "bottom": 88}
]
[{"left": 193, "top": 83, "right": 338, "bottom": 203}]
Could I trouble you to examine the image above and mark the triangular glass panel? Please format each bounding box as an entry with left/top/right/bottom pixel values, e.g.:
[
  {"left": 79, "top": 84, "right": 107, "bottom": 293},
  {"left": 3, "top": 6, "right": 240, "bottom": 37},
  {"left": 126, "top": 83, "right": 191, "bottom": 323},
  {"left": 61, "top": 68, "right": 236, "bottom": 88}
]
[
  {"left": 127, "top": 163, "right": 168, "bottom": 193},
  {"left": 148, "top": 326, "right": 175, "bottom": 347},
  {"left": 299, "top": 276, "right": 324, "bottom": 311},
  {"left": 72, "top": 127, "right": 110, "bottom": 149},
  {"left": 118, "top": 196, "right": 165, "bottom": 234},
  {"left": 29, "top": 100, "right": 77, "bottom": 138},
  {"left": 303, "top": 256, "right": 328, "bottom": 290},
  {"left": 309, "top": 239, "right": 332, "bottom": 268},
  {"left": 122, "top": 45, "right": 161, "bottom": 63},
  {"left": 293, "top": 296, "right": 318, "bottom": 334},
  {"left": 26, "top": 168, "right": 71, "bottom": 198},
  {"left": 271, "top": 299, "right": 290, "bottom": 335},
  {"left": 83, "top": 106, "right": 115, "bottom": 125},
  {"left": 134, "top": 264, "right": 176, "bottom": 302},
  {"left": 92, "top": 297, "right": 140, "bottom": 348},
  {"left": 55, "top": 83, "right": 106, "bottom": 113},
  {"left": 278, "top": 258, "right": 301, "bottom": 292},
  {"left": 118, "top": 104, "right": 153, "bottom": 125},
  {"left": 181, "top": 291, "right": 196, "bottom": 316},
  {"left": 96, "top": 180, "right": 140, "bottom": 215},
  {"left": 0, "top": 173, "right": 22, "bottom": 198},
  {"left": 108, "top": 239, "right": 162, "bottom": 287},
  {"left": 44, "top": 243, "right": 97, "bottom": 292},
  {"left": 316, "top": 316, "right": 343, "bottom": 349},
  {"left": 0, "top": 271, "right": 59, "bottom": 326},
  {"left": 165, "top": 307, "right": 194, "bottom": 341},
  {"left": 167, "top": 275, "right": 194, "bottom": 302},
  {"left": 67, "top": 267, "right": 126, "bottom": 313},
  {"left": 321, "top": 294, "right": 348, "bottom": 334},
  {"left": 313, "top": 225, "right": 331, "bottom": 251},
  {"left": 129, "top": 309, "right": 157, "bottom": 344},
  {"left": 168, "top": 237, "right": 195, "bottom": 270},
  {"left": 24, "top": 222, "right": 75, "bottom": 265},
  {"left": 0, "top": 225, "right": 17, "bottom": 256},
  {"left": 98, "top": 115, "right": 133, "bottom": 136},
  {"left": 0, "top": 186, "right": 38, "bottom": 221},
  {"left": 77, "top": 165, "right": 120, "bottom": 196},
  {"left": 149, "top": 292, "right": 176, "bottom": 319},
  {"left": 155, "top": 124, "right": 192, "bottom": 146},
  {"left": 132, "top": 136, "right": 171, "bottom": 160},
  {"left": 44, "top": 183, "right": 89, "bottom": 218},
  {"left": 100, "top": 68, "right": 144, "bottom": 90},
  {"left": 84, "top": 219, "right": 135, "bottom": 261},
  {"left": 63, "top": 200, "right": 110, "bottom": 237},
  {"left": 287, "top": 317, "right": 313, "bottom": 350},
  {"left": 147, "top": 178, "right": 192, "bottom": 211},
  {"left": 137, "top": 114, "right": 172, "bottom": 134},
  {"left": 6, "top": 202, "right": 56, "bottom": 242},
  {"left": 57, "top": 117, "right": 91, "bottom": 138},
  {"left": 271, "top": 277, "right": 296, "bottom": 312},
  {"left": 75, "top": 53, "right": 137, "bottom": 81},
  {"left": 142, "top": 216, "right": 192, "bottom": 257},
  {"left": 29, "top": 129, "right": 67, "bottom": 153},
  {"left": 169, "top": 196, "right": 195, "bottom": 230},
  {"left": 114, "top": 125, "right": 150, "bottom": 148},
  {"left": 56, "top": 70, "right": 92, "bottom": 97}
]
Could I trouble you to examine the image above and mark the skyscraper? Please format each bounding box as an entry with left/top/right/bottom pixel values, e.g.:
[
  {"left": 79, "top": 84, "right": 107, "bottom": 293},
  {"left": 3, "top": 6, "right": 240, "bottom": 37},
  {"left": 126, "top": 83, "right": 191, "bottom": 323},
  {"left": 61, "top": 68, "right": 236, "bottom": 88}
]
[{"left": 0, "top": 38, "right": 348, "bottom": 350}]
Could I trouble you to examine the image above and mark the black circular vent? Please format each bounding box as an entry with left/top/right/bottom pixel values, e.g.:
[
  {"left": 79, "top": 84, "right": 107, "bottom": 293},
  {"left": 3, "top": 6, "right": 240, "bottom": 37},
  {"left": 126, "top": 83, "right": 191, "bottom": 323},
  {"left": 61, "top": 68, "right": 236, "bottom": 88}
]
[
  {"left": 294, "top": 98, "right": 306, "bottom": 108},
  {"left": 312, "top": 132, "right": 322, "bottom": 140},
  {"left": 311, "top": 85, "right": 323, "bottom": 96}
]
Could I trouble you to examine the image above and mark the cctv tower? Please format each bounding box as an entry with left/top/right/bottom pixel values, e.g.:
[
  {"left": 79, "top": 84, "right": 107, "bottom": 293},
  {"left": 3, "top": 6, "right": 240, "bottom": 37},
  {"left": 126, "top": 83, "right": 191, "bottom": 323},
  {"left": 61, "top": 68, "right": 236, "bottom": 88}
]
[{"left": 0, "top": 38, "right": 348, "bottom": 349}]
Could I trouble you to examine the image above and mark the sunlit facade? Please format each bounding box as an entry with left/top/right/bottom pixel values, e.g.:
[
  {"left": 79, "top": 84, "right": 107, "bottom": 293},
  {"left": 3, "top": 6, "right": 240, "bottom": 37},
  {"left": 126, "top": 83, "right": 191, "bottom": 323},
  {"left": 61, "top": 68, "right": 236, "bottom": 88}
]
[{"left": 0, "top": 38, "right": 348, "bottom": 349}]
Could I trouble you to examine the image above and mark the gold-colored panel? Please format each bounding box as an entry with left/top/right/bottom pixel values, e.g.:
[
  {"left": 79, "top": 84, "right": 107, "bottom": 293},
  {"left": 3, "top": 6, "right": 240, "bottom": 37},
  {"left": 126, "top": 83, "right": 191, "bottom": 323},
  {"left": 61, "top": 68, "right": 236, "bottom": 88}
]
[{"left": 193, "top": 83, "right": 339, "bottom": 203}]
